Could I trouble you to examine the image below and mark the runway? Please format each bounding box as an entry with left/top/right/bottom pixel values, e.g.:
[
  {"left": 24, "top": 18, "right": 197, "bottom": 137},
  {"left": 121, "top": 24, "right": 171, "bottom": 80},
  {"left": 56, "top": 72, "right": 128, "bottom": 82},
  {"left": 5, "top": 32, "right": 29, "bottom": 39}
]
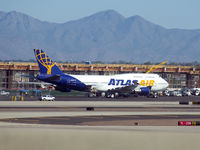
[
  {"left": 1, "top": 96, "right": 200, "bottom": 150},
  {"left": 1, "top": 98, "right": 200, "bottom": 125}
]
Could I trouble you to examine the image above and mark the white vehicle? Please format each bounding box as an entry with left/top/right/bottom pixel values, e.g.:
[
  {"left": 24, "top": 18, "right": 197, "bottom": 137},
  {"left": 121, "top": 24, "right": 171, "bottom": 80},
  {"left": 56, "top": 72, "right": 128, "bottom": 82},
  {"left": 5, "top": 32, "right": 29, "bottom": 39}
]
[
  {"left": 169, "top": 90, "right": 182, "bottom": 96},
  {"left": 163, "top": 90, "right": 170, "bottom": 96},
  {"left": 40, "top": 95, "right": 55, "bottom": 101},
  {"left": 176, "top": 91, "right": 182, "bottom": 97},
  {"left": 191, "top": 88, "right": 200, "bottom": 96},
  {"left": 194, "top": 90, "right": 200, "bottom": 96},
  {"left": 0, "top": 90, "right": 10, "bottom": 96},
  {"left": 33, "top": 49, "right": 169, "bottom": 98},
  {"left": 182, "top": 90, "right": 191, "bottom": 96}
]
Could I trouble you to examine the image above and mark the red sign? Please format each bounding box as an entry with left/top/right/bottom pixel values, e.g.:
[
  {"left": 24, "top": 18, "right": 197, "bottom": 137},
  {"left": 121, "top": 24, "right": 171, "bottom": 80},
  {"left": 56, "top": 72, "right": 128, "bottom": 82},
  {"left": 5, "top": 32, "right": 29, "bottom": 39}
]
[{"left": 178, "top": 121, "right": 193, "bottom": 126}]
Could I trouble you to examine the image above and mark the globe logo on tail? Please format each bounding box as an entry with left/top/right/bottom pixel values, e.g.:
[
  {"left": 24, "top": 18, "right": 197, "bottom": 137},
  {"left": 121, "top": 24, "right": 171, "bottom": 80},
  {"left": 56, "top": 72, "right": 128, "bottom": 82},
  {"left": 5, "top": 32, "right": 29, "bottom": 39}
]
[{"left": 34, "top": 49, "right": 55, "bottom": 75}]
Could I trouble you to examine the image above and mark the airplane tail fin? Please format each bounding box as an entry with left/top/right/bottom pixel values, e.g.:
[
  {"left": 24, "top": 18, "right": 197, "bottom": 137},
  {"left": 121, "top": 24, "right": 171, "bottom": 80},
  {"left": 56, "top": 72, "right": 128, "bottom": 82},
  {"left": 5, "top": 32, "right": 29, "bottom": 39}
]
[{"left": 33, "top": 49, "right": 63, "bottom": 75}]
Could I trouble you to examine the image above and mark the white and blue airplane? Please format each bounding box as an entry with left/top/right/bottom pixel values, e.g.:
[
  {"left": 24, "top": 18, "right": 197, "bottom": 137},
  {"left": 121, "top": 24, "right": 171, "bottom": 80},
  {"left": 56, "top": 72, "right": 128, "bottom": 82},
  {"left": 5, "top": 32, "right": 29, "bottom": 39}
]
[{"left": 33, "top": 49, "right": 168, "bottom": 98}]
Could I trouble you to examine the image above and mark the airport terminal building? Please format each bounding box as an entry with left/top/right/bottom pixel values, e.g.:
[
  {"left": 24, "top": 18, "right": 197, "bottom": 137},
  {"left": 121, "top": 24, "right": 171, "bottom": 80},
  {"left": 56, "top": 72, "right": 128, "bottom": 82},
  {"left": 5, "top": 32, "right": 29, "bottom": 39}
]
[{"left": 0, "top": 62, "right": 199, "bottom": 90}]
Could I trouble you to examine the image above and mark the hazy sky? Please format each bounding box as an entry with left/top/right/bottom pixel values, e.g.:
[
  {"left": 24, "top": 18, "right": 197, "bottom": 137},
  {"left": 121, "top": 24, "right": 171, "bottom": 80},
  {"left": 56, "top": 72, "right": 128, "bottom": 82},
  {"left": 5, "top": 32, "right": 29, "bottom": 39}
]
[{"left": 0, "top": 0, "right": 200, "bottom": 29}]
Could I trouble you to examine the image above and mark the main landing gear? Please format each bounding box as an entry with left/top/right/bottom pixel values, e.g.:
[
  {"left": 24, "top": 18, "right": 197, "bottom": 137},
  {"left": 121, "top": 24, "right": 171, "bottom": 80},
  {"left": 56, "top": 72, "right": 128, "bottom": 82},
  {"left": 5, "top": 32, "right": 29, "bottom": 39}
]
[
  {"left": 88, "top": 91, "right": 119, "bottom": 98},
  {"left": 88, "top": 91, "right": 158, "bottom": 98}
]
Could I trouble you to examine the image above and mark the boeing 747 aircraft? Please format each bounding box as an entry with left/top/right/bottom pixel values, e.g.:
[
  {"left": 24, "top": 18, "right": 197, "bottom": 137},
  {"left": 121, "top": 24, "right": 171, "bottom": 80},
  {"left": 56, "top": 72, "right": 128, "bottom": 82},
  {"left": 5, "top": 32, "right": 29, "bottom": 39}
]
[{"left": 33, "top": 49, "right": 168, "bottom": 98}]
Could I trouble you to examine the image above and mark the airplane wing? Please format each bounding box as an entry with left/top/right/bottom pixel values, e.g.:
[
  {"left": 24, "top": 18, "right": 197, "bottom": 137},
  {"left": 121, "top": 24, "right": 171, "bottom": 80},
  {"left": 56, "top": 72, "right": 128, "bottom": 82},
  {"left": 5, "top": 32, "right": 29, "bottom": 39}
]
[
  {"left": 105, "top": 83, "right": 152, "bottom": 98},
  {"left": 111, "top": 84, "right": 139, "bottom": 93}
]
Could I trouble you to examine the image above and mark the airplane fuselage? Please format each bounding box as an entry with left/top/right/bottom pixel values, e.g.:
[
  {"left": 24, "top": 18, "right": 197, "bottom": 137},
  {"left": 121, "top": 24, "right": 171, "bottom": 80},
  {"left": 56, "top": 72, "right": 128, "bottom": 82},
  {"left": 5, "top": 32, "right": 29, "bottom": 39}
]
[{"left": 71, "top": 73, "right": 168, "bottom": 92}]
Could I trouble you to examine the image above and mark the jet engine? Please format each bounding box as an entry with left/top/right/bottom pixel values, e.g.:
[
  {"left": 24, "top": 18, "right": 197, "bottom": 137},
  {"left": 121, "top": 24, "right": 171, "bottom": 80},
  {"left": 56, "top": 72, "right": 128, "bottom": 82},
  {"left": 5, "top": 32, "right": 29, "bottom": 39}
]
[{"left": 140, "top": 87, "right": 150, "bottom": 95}]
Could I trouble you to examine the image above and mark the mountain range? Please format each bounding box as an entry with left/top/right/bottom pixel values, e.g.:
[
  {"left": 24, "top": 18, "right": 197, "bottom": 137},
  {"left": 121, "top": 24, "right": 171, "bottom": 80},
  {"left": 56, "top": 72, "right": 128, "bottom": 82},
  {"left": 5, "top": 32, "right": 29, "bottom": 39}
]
[{"left": 0, "top": 10, "right": 200, "bottom": 63}]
